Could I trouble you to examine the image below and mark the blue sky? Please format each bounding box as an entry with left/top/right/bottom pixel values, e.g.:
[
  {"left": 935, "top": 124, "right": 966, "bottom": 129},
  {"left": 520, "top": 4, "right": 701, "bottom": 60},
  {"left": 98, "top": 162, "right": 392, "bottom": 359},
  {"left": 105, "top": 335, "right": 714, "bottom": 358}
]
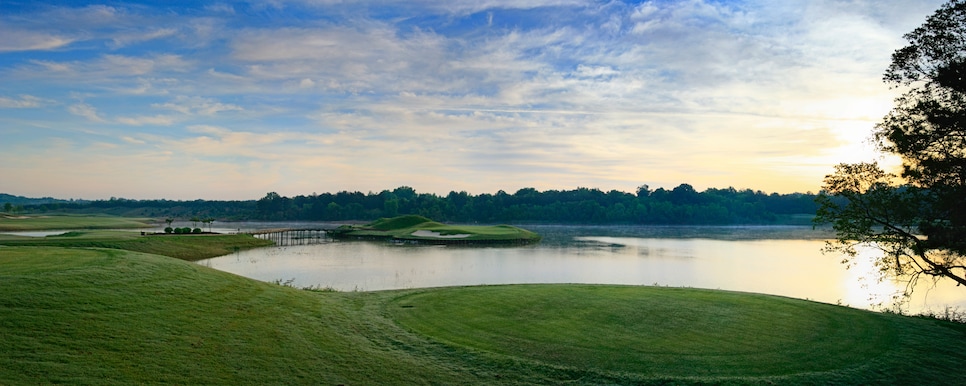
[{"left": 0, "top": 0, "right": 947, "bottom": 200}]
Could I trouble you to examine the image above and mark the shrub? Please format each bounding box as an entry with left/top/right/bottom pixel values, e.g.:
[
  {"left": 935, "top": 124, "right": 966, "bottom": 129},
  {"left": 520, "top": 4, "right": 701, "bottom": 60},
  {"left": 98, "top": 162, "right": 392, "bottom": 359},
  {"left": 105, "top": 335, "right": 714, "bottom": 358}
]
[
  {"left": 173, "top": 227, "right": 183, "bottom": 234},
  {"left": 164, "top": 227, "right": 173, "bottom": 234},
  {"left": 192, "top": 228, "right": 202, "bottom": 234}
]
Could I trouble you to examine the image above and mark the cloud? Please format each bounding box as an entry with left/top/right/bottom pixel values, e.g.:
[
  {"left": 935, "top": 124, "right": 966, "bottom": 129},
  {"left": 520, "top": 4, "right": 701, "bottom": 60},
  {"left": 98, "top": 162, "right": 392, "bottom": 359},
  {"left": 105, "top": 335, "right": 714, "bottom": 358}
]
[
  {"left": 115, "top": 115, "right": 178, "bottom": 126},
  {"left": 68, "top": 103, "right": 107, "bottom": 123},
  {"left": 0, "top": 0, "right": 953, "bottom": 199},
  {"left": 14, "top": 54, "right": 192, "bottom": 82},
  {"left": 110, "top": 28, "right": 178, "bottom": 48},
  {"left": 0, "top": 28, "right": 75, "bottom": 52},
  {"left": 152, "top": 96, "right": 243, "bottom": 116},
  {"left": 0, "top": 95, "right": 43, "bottom": 108}
]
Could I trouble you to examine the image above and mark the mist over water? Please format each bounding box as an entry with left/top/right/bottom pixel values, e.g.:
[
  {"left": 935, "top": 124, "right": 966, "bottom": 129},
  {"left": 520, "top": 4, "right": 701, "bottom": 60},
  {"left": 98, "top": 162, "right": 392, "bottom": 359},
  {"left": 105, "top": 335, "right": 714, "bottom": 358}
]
[{"left": 196, "top": 224, "right": 966, "bottom": 314}]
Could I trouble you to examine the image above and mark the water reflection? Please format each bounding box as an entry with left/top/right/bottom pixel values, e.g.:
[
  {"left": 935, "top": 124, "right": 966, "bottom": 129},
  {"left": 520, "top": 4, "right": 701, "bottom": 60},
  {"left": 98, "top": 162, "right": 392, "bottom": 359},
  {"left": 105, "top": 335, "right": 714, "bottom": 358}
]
[{"left": 196, "top": 225, "right": 966, "bottom": 314}]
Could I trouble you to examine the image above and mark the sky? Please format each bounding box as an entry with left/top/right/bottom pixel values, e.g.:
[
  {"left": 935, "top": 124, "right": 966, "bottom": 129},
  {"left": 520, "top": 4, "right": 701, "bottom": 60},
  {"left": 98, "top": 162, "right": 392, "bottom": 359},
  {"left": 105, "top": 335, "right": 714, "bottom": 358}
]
[{"left": 0, "top": 0, "right": 949, "bottom": 200}]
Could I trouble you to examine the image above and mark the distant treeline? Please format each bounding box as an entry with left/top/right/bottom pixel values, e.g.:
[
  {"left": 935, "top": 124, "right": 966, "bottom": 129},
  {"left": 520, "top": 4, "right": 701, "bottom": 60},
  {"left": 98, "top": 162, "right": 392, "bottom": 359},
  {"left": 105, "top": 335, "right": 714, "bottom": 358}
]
[
  {"left": 254, "top": 185, "right": 818, "bottom": 224},
  {"left": 9, "top": 184, "right": 821, "bottom": 225}
]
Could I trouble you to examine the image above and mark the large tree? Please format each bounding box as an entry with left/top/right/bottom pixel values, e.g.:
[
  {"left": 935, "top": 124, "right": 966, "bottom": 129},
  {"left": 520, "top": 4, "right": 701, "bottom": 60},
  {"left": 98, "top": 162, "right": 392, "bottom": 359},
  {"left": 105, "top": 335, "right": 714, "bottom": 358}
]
[{"left": 817, "top": 0, "right": 966, "bottom": 293}]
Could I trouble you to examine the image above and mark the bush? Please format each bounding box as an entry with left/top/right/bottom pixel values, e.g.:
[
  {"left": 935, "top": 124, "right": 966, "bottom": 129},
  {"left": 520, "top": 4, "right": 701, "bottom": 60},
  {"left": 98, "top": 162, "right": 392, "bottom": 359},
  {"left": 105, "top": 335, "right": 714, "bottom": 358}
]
[
  {"left": 180, "top": 227, "right": 192, "bottom": 234},
  {"left": 173, "top": 227, "right": 183, "bottom": 234},
  {"left": 164, "top": 227, "right": 173, "bottom": 234},
  {"left": 192, "top": 228, "right": 202, "bottom": 234}
]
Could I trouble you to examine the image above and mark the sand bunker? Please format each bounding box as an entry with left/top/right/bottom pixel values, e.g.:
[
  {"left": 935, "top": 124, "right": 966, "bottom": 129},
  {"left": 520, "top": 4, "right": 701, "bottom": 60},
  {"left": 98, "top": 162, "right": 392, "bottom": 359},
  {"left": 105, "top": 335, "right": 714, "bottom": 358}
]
[{"left": 410, "top": 230, "right": 471, "bottom": 239}]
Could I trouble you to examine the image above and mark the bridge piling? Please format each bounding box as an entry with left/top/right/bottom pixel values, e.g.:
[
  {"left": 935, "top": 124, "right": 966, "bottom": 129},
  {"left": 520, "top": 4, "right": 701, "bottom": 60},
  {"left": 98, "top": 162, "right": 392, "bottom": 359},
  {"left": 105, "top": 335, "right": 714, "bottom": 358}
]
[{"left": 248, "top": 228, "right": 329, "bottom": 246}]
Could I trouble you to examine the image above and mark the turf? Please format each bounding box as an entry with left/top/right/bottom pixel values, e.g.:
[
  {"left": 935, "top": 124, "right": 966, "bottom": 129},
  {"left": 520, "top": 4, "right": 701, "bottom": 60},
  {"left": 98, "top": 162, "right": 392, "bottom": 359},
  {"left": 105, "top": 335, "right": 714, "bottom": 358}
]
[
  {"left": 331, "top": 214, "right": 541, "bottom": 243},
  {"left": 391, "top": 285, "right": 898, "bottom": 379},
  {"left": 0, "top": 230, "right": 273, "bottom": 260},
  {"left": 0, "top": 214, "right": 154, "bottom": 231},
  {"left": 2, "top": 246, "right": 965, "bottom": 384}
]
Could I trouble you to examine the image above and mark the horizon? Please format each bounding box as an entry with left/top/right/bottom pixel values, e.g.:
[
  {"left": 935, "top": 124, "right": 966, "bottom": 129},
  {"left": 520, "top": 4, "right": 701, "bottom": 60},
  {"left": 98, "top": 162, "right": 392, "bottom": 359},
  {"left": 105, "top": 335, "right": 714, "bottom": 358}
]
[
  {"left": 0, "top": 1, "right": 945, "bottom": 200},
  {"left": 1, "top": 182, "right": 818, "bottom": 203}
]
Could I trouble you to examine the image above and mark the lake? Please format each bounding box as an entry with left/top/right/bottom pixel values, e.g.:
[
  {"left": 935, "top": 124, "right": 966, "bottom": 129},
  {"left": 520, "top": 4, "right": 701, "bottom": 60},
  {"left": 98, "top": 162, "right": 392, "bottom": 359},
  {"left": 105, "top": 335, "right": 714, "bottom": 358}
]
[{"left": 196, "top": 224, "right": 966, "bottom": 314}]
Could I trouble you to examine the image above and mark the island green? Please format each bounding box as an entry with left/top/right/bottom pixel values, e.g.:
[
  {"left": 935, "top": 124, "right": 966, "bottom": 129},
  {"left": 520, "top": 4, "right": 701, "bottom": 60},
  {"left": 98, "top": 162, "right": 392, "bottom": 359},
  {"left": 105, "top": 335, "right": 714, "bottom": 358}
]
[{"left": 327, "top": 215, "right": 541, "bottom": 244}]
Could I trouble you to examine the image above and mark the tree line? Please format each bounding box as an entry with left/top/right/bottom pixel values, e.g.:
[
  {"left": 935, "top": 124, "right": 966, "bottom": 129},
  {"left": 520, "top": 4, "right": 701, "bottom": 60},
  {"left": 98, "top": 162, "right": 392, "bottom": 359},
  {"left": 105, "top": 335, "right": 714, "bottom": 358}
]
[
  {"left": 254, "top": 185, "right": 818, "bottom": 224},
  {"left": 10, "top": 184, "right": 820, "bottom": 225}
]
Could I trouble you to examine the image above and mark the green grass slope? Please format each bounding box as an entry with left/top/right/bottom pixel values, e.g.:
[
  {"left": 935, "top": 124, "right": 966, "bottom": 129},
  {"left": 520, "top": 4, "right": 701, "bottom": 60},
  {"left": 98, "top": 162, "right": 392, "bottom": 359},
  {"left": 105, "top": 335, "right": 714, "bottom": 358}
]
[
  {"left": 331, "top": 215, "right": 541, "bottom": 243},
  {"left": 391, "top": 285, "right": 966, "bottom": 383},
  {"left": 0, "top": 230, "right": 273, "bottom": 261},
  {"left": 368, "top": 214, "right": 436, "bottom": 230},
  {"left": 2, "top": 246, "right": 965, "bottom": 384},
  {"left": 0, "top": 247, "right": 488, "bottom": 385},
  {"left": 0, "top": 214, "right": 154, "bottom": 231}
]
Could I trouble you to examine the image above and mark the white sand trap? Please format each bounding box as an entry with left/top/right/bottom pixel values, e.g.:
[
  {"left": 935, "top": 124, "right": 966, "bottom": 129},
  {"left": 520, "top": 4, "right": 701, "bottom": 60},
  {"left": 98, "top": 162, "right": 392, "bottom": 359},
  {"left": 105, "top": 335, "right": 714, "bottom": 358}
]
[{"left": 411, "top": 230, "right": 471, "bottom": 239}]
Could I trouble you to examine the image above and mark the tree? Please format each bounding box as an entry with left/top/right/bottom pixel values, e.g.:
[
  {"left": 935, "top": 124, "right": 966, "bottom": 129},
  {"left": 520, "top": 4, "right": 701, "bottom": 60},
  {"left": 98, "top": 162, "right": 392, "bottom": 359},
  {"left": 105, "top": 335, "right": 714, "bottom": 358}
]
[
  {"left": 817, "top": 0, "right": 966, "bottom": 294},
  {"left": 202, "top": 218, "right": 215, "bottom": 232}
]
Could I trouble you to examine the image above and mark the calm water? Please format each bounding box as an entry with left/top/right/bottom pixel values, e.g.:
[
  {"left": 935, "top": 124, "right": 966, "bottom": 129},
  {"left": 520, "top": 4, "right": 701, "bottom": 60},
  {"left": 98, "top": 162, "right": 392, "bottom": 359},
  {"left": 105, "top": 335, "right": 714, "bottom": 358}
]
[{"left": 196, "top": 224, "right": 966, "bottom": 314}]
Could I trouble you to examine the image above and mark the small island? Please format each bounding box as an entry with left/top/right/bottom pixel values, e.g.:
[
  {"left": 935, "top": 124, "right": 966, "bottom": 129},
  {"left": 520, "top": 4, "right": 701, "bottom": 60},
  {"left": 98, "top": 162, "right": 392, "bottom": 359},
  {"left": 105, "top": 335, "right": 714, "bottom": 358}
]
[{"left": 326, "top": 215, "right": 541, "bottom": 245}]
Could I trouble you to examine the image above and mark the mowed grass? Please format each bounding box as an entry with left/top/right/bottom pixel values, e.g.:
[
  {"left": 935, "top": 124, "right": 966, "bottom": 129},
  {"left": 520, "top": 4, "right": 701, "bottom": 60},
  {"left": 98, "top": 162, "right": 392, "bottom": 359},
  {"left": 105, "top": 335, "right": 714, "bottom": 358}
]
[
  {"left": 2, "top": 246, "right": 966, "bottom": 384},
  {"left": 0, "top": 230, "right": 273, "bottom": 260},
  {"left": 390, "top": 286, "right": 915, "bottom": 380},
  {"left": 0, "top": 247, "right": 487, "bottom": 385},
  {"left": 339, "top": 215, "right": 541, "bottom": 242},
  {"left": 0, "top": 214, "right": 154, "bottom": 231}
]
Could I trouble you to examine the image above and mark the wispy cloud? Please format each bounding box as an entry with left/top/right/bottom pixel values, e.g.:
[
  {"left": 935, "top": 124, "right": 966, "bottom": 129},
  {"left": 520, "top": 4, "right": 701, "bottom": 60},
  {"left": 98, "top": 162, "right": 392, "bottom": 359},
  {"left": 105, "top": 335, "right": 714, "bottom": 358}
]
[
  {"left": 0, "top": 95, "right": 43, "bottom": 108},
  {"left": 152, "top": 96, "right": 243, "bottom": 116},
  {"left": 0, "top": 0, "right": 949, "bottom": 199},
  {"left": 68, "top": 103, "right": 107, "bottom": 123},
  {"left": 0, "top": 28, "right": 75, "bottom": 52}
]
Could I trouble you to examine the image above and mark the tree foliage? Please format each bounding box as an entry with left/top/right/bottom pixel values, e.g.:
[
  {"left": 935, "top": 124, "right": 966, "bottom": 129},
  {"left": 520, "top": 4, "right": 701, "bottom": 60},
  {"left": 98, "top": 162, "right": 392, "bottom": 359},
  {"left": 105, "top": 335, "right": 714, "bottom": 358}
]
[
  {"left": 16, "top": 185, "right": 817, "bottom": 225},
  {"left": 818, "top": 0, "right": 966, "bottom": 291},
  {"left": 248, "top": 185, "right": 815, "bottom": 225}
]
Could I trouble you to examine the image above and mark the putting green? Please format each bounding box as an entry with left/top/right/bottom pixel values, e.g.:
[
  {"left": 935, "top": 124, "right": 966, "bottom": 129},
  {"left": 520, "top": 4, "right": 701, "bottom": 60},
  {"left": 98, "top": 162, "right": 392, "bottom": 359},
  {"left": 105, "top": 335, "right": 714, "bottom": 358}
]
[{"left": 389, "top": 285, "right": 897, "bottom": 378}]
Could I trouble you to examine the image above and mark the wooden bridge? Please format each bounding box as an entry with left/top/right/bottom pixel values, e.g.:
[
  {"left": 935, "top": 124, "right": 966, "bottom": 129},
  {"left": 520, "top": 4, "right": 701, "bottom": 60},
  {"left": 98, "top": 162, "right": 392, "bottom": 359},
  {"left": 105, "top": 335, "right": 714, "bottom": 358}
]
[{"left": 246, "top": 228, "right": 330, "bottom": 246}]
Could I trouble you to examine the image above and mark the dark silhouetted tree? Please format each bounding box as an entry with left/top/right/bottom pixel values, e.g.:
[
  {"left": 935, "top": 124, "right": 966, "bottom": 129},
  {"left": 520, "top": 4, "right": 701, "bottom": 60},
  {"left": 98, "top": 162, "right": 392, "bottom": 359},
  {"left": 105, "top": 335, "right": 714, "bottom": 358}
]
[{"left": 818, "top": 0, "right": 966, "bottom": 294}]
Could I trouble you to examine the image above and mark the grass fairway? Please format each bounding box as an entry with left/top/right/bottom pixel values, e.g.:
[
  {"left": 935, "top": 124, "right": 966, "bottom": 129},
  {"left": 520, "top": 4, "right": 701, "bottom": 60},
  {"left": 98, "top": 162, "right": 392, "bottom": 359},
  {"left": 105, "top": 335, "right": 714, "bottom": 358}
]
[
  {"left": 0, "top": 214, "right": 154, "bottom": 231},
  {"left": 0, "top": 247, "right": 482, "bottom": 385},
  {"left": 329, "top": 215, "right": 541, "bottom": 244},
  {"left": 0, "top": 230, "right": 273, "bottom": 260},
  {"left": 390, "top": 286, "right": 900, "bottom": 380},
  {"left": 2, "top": 246, "right": 965, "bottom": 384}
]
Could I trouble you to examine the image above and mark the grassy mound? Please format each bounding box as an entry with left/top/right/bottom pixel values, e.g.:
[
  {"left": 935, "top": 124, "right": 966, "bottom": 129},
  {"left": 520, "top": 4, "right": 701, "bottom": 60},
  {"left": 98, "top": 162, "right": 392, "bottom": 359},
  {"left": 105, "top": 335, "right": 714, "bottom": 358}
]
[
  {"left": 329, "top": 215, "right": 541, "bottom": 244},
  {"left": 391, "top": 285, "right": 897, "bottom": 379},
  {"left": 0, "top": 230, "right": 273, "bottom": 261},
  {"left": 2, "top": 246, "right": 965, "bottom": 384},
  {"left": 0, "top": 247, "right": 475, "bottom": 384},
  {"left": 0, "top": 214, "right": 154, "bottom": 231},
  {"left": 368, "top": 214, "right": 435, "bottom": 230}
]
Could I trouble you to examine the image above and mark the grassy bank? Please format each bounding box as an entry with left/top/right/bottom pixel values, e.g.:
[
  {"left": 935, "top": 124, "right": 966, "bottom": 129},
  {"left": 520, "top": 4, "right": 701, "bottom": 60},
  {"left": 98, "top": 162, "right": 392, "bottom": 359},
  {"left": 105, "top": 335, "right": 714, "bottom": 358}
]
[
  {"left": 0, "top": 214, "right": 154, "bottom": 231},
  {"left": 329, "top": 215, "right": 541, "bottom": 244},
  {"left": 2, "top": 246, "right": 965, "bottom": 384},
  {"left": 0, "top": 230, "right": 273, "bottom": 260}
]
